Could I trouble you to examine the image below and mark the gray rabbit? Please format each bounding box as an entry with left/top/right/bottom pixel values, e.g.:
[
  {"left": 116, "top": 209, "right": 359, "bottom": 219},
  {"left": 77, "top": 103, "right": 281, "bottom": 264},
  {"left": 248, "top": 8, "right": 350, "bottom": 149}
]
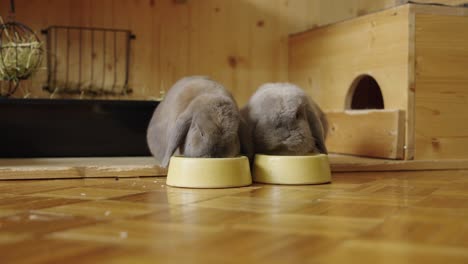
[
  {"left": 241, "top": 83, "right": 328, "bottom": 156},
  {"left": 147, "top": 76, "right": 251, "bottom": 168}
]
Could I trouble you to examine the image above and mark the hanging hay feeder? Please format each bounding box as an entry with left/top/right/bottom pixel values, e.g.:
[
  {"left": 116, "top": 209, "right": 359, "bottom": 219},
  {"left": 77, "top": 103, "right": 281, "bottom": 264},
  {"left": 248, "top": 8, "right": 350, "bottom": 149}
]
[{"left": 0, "top": 0, "right": 44, "bottom": 97}]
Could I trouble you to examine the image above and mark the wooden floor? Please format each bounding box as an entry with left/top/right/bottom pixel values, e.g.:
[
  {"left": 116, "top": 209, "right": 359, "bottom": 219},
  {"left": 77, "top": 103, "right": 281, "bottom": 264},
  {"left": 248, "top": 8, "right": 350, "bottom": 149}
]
[{"left": 0, "top": 171, "right": 467, "bottom": 263}]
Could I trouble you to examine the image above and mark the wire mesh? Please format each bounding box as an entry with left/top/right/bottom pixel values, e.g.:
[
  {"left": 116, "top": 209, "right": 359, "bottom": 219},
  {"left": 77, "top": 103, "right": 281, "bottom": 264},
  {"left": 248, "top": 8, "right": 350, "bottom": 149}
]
[{"left": 41, "top": 26, "right": 135, "bottom": 96}]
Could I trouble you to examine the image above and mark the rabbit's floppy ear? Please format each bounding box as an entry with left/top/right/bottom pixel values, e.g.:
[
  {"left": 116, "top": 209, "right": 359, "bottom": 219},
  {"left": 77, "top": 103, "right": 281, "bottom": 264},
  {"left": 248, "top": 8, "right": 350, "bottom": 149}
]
[
  {"left": 306, "top": 105, "right": 328, "bottom": 154},
  {"left": 161, "top": 110, "right": 192, "bottom": 167}
]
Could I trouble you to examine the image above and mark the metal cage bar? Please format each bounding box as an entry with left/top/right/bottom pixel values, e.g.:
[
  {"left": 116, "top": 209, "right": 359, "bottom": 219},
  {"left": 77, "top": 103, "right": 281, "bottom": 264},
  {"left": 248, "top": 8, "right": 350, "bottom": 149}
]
[{"left": 41, "top": 26, "right": 136, "bottom": 96}]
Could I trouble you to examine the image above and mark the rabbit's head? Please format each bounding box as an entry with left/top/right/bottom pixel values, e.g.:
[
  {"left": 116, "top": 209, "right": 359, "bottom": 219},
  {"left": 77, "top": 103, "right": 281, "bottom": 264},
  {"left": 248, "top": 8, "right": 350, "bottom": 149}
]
[
  {"left": 147, "top": 76, "right": 253, "bottom": 168},
  {"left": 243, "top": 83, "right": 328, "bottom": 156},
  {"left": 162, "top": 94, "right": 241, "bottom": 166},
  {"left": 183, "top": 95, "right": 241, "bottom": 158}
]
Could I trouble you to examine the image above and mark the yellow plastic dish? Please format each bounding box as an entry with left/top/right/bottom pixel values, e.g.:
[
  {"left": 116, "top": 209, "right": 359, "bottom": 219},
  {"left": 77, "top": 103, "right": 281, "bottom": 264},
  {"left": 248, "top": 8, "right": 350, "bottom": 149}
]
[
  {"left": 253, "top": 154, "right": 331, "bottom": 185},
  {"left": 166, "top": 156, "right": 252, "bottom": 188}
]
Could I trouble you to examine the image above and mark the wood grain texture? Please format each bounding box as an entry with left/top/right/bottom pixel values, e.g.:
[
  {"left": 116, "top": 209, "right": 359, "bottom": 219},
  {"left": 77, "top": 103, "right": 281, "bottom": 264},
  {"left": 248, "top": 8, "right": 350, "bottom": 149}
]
[
  {"left": 0, "top": 0, "right": 407, "bottom": 104},
  {"left": 289, "top": 5, "right": 411, "bottom": 112},
  {"left": 289, "top": 5, "right": 413, "bottom": 159},
  {"left": 330, "top": 154, "right": 468, "bottom": 172},
  {"left": 406, "top": 7, "right": 417, "bottom": 160},
  {"left": 326, "top": 110, "right": 405, "bottom": 159},
  {"left": 291, "top": 3, "right": 468, "bottom": 162},
  {"left": 2, "top": 154, "right": 468, "bottom": 180},
  {"left": 414, "top": 13, "right": 468, "bottom": 160},
  {"left": 0, "top": 157, "right": 166, "bottom": 180},
  {"left": 0, "top": 172, "right": 467, "bottom": 263},
  {"left": 400, "top": 0, "right": 468, "bottom": 6},
  {"left": 2, "top": 0, "right": 462, "bottom": 102}
]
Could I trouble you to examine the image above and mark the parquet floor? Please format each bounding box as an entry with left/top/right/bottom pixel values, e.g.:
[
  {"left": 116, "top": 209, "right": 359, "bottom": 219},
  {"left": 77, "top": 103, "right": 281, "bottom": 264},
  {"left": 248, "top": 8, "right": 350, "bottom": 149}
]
[{"left": 0, "top": 170, "right": 467, "bottom": 263}]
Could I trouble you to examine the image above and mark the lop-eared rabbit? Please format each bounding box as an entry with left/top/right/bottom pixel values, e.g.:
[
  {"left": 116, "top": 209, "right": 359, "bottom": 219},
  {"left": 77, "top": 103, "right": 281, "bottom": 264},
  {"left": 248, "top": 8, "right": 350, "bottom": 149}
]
[
  {"left": 147, "top": 76, "right": 251, "bottom": 168},
  {"left": 241, "top": 83, "right": 328, "bottom": 156}
]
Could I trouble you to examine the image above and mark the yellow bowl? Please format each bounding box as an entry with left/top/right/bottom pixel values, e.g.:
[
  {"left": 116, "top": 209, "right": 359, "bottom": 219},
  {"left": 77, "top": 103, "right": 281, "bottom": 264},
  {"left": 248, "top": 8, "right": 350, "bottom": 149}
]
[
  {"left": 253, "top": 154, "right": 331, "bottom": 185},
  {"left": 166, "top": 156, "right": 252, "bottom": 188}
]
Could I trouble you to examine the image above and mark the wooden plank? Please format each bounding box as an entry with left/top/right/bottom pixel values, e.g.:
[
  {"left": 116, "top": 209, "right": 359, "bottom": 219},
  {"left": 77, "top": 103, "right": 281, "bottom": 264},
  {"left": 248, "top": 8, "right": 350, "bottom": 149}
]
[
  {"left": 329, "top": 154, "right": 468, "bottom": 171},
  {"left": 399, "top": 0, "right": 468, "bottom": 6},
  {"left": 187, "top": 0, "right": 237, "bottom": 98},
  {"left": 318, "top": 0, "right": 359, "bottom": 26},
  {"left": 125, "top": 0, "right": 155, "bottom": 99},
  {"left": 326, "top": 110, "right": 405, "bottom": 159},
  {"left": 289, "top": 0, "right": 401, "bottom": 33},
  {"left": 414, "top": 13, "right": 468, "bottom": 160},
  {"left": 2, "top": 153, "right": 468, "bottom": 180},
  {"left": 111, "top": 0, "right": 136, "bottom": 99},
  {"left": 283, "top": 0, "right": 321, "bottom": 34},
  {"left": 0, "top": 157, "right": 167, "bottom": 180},
  {"left": 151, "top": 0, "right": 162, "bottom": 101},
  {"left": 406, "top": 6, "right": 416, "bottom": 160},
  {"left": 411, "top": 2, "right": 468, "bottom": 15},
  {"left": 158, "top": 0, "right": 189, "bottom": 98},
  {"left": 357, "top": 0, "right": 400, "bottom": 14},
  {"left": 227, "top": 0, "right": 255, "bottom": 105},
  {"left": 242, "top": 0, "right": 290, "bottom": 105}
]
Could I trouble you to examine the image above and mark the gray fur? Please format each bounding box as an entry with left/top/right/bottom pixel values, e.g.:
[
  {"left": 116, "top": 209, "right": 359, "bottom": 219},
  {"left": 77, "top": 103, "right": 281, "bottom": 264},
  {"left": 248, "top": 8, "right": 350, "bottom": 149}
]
[
  {"left": 241, "top": 83, "right": 328, "bottom": 156},
  {"left": 147, "top": 76, "right": 247, "bottom": 168}
]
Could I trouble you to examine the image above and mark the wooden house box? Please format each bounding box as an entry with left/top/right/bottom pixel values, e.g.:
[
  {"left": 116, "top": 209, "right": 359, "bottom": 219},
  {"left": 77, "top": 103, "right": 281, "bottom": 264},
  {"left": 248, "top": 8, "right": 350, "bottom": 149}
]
[{"left": 289, "top": 4, "right": 468, "bottom": 165}]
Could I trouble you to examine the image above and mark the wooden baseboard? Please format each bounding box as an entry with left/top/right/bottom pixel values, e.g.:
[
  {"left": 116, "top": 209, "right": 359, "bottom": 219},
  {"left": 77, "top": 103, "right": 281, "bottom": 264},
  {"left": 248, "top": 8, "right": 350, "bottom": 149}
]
[
  {"left": 0, "top": 157, "right": 167, "bottom": 180},
  {"left": 401, "top": 0, "right": 468, "bottom": 7},
  {"left": 1, "top": 155, "right": 468, "bottom": 180},
  {"left": 329, "top": 154, "right": 468, "bottom": 172}
]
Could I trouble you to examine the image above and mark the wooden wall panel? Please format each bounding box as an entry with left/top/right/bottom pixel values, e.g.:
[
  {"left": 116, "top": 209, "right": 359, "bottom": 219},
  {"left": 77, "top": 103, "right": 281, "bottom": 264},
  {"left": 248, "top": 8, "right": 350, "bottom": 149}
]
[
  {"left": 158, "top": 0, "right": 190, "bottom": 97},
  {"left": 414, "top": 13, "right": 468, "bottom": 160},
  {"left": 0, "top": 0, "right": 404, "bottom": 103}
]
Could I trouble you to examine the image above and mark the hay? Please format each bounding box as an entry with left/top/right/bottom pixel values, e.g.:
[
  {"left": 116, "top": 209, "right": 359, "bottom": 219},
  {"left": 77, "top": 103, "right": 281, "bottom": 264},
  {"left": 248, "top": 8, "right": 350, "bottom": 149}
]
[
  {"left": 0, "top": 17, "right": 43, "bottom": 82},
  {"left": 0, "top": 37, "right": 42, "bottom": 81}
]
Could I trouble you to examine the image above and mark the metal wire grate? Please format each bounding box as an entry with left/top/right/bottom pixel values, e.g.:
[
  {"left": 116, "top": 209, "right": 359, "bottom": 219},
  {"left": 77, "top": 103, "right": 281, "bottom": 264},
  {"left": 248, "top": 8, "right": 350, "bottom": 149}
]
[{"left": 41, "top": 26, "right": 135, "bottom": 96}]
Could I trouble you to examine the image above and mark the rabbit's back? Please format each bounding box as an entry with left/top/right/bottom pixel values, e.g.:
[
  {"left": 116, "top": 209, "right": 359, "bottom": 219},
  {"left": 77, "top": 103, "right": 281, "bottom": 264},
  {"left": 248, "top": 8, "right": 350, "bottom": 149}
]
[
  {"left": 247, "top": 83, "right": 308, "bottom": 118},
  {"left": 157, "top": 76, "right": 232, "bottom": 123}
]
